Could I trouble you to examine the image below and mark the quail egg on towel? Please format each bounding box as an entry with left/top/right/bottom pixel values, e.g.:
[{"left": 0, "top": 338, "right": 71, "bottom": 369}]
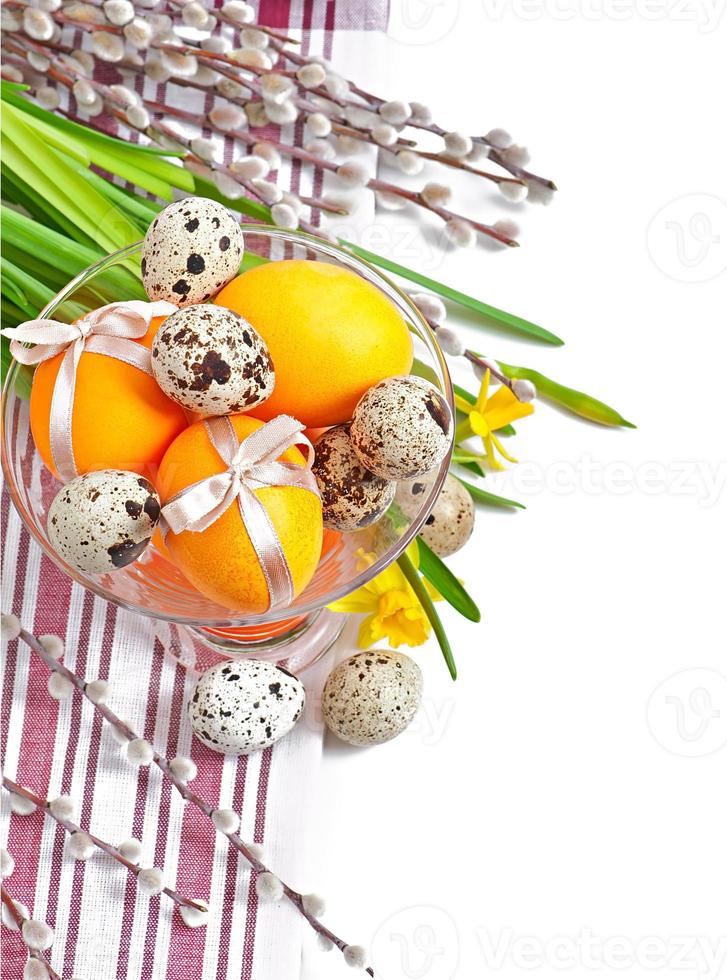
[
  {"left": 396, "top": 473, "right": 474, "bottom": 557},
  {"left": 322, "top": 650, "right": 422, "bottom": 746},
  {"left": 350, "top": 376, "right": 452, "bottom": 481},
  {"left": 312, "top": 424, "right": 395, "bottom": 531},
  {"left": 151, "top": 304, "right": 275, "bottom": 415},
  {"left": 47, "top": 470, "right": 161, "bottom": 574},
  {"left": 142, "top": 197, "right": 244, "bottom": 306},
  {"left": 189, "top": 660, "right": 305, "bottom": 755}
]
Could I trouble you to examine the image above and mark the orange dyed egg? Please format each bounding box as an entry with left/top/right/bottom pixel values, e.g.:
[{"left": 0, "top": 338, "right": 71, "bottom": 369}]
[
  {"left": 30, "top": 316, "right": 187, "bottom": 481},
  {"left": 214, "top": 260, "right": 413, "bottom": 427},
  {"left": 157, "top": 415, "right": 323, "bottom": 613}
]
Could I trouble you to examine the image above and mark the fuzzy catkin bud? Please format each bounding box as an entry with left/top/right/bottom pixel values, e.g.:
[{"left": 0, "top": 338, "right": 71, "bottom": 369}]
[
  {"left": 525, "top": 181, "right": 555, "bottom": 206},
  {"left": 203, "top": 34, "right": 232, "bottom": 54},
  {"left": 213, "top": 173, "right": 245, "bottom": 200},
  {"left": 343, "top": 945, "right": 367, "bottom": 968},
  {"left": 498, "top": 181, "right": 528, "bottom": 203},
  {"left": 411, "top": 292, "right": 446, "bottom": 325},
  {"left": 240, "top": 26, "right": 268, "bottom": 49},
  {"left": 409, "top": 101, "right": 432, "bottom": 125},
  {"left": 436, "top": 326, "right": 465, "bottom": 357},
  {"left": 118, "top": 838, "right": 143, "bottom": 862},
  {"left": 444, "top": 218, "right": 476, "bottom": 248},
  {"left": 493, "top": 218, "right": 520, "bottom": 241},
  {"left": 485, "top": 127, "right": 512, "bottom": 149},
  {"left": 512, "top": 378, "right": 537, "bottom": 402},
  {"left": 2, "top": 900, "right": 28, "bottom": 930},
  {"left": 103, "top": 0, "right": 134, "bottom": 25},
  {"left": 22, "top": 919, "right": 54, "bottom": 951},
  {"left": 421, "top": 182, "right": 452, "bottom": 208},
  {"left": 230, "top": 155, "right": 269, "bottom": 179},
  {"left": 372, "top": 123, "right": 398, "bottom": 147},
  {"left": 245, "top": 842, "right": 265, "bottom": 862},
  {"left": 501, "top": 144, "right": 530, "bottom": 167},
  {"left": 270, "top": 203, "right": 299, "bottom": 230},
  {"left": 336, "top": 162, "right": 369, "bottom": 188},
  {"left": 306, "top": 112, "right": 331, "bottom": 138},
  {"left": 68, "top": 832, "right": 95, "bottom": 861},
  {"left": 126, "top": 105, "right": 150, "bottom": 130},
  {"left": 1, "top": 7, "right": 21, "bottom": 29},
  {"left": 281, "top": 192, "right": 304, "bottom": 216},
  {"left": 323, "top": 73, "right": 350, "bottom": 101},
  {"left": 345, "top": 106, "right": 377, "bottom": 130},
  {"left": 375, "top": 190, "right": 406, "bottom": 211},
  {"left": 85, "top": 679, "right": 110, "bottom": 705},
  {"left": 229, "top": 48, "right": 271, "bottom": 70},
  {"left": 124, "top": 17, "right": 152, "bottom": 47},
  {"left": 182, "top": 1, "right": 209, "bottom": 28},
  {"left": 1, "top": 614, "right": 21, "bottom": 641},
  {"left": 209, "top": 104, "right": 246, "bottom": 132},
  {"left": 169, "top": 756, "right": 197, "bottom": 782},
  {"left": 245, "top": 103, "right": 270, "bottom": 128},
  {"left": 36, "top": 87, "right": 60, "bottom": 111},
  {"left": 39, "top": 635, "right": 64, "bottom": 660},
  {"left": 9, "top": 792, "right": 36, "bottom": 816},
  {"left": 444, "top": 131, "right": 473, "bottom": 158},
  {"left": 211, "top": 808, "right": 240, "bottom": 834},
  {"left": 3, "top": 66, "right": 24, "bottom": 84},
  {"left": 304, "top": 138, "right": 335, "bottom": 161},
  {"left": 179, "top": 900, "right": 209, "bottom": 927},
  {"left": 137, "top": 867, "right": 164, "bottom": 895},
  {"left": 49, "top": 795, "right": 76, "bottom": 821},
  {"left": 251, "top": 142, "right": 280, "bottom": 169},
  {"left": 161, "top": 50, "right": 198, "bottom": 78},
  {"left": 47, "top": 673, "right": 73, "bottom": 700},
  {"left": 90, "top": 31, "right": 125, "bottom": 62},
  {"left": 23, "top": 7, "right": 54, "bottom": 40},
  {"left": 251, "top": 179, "right": 283, "bottom": 206},
  {"left": 255, "top": 872, "right": 283, "bottom": 901},
  {"left": 379, "top": 100, "right": 411, "bottom": 126},
  {"left": 1, "top": 849, "right": 15, "bottom": 879},
  {"left": 109, "top": 84, "right": 139, "bottom": 108},
  {"left": 395, "top": 150, "right": 423, "bottom": 176},
  {"left": 318, "top": 933, "right": 335, "bottom": 952},
  {"left": 220, "top": 0, "right": 254, "bottom": 24},
  {"left": 216, "top": 77, "right": 249, "bottom": 100},
  {"left": 260, "top": 73, "right": 294, "bottom": 105},
  {"left": 296, "top": 63, "right": 326, "bottom": 89},
  {"left": 126, "top": 738, "right": 154, "bottom": 766},
  {"left": 191, "top": 138, "right": 216, "bottom": 163},
  {"left": 23, "top": 960, "right": 49, "bottom": 980},
  {"left": 301, "top": 893, "right": 326, "bottom": 917},
  {"left": 334, "top": 135, "right": 365, "bottom": 158},
  {"left": 265, "top": 100, "right": 298, "bottom": 126}
]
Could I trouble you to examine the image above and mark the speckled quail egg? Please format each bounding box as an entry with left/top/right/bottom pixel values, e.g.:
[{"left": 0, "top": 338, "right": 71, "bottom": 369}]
[
  {"left": 322, "top": 650, "right": 422, "bottom": 746},
  {"left": 312, "top": 424, "right": 395, "bottom": 532},
  {"left": 350, "top": 376, "right": 452, "bottom": 481},
  {"left": 142, "top": 197, "right": 244, "bottom": 306},
  {"left": 47, "top": 470, "right": 160, "bottom": 574},
  {"left": 399, "top": 473, "right": 474, "bottom": 557},
  {"left": 151, "top": 304, "right": 274, "bottom": 415},
  {"left": 189, "top": 660, "right": 305, "bottom": 755}
]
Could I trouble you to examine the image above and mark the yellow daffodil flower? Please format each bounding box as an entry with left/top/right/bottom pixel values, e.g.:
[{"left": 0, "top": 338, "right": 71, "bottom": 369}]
[
  {"left": 455, "top": 368, "right": 534, "bottom": 471},
  {"left": 328, "top": 543, "right": 440, "bottom": 649}
]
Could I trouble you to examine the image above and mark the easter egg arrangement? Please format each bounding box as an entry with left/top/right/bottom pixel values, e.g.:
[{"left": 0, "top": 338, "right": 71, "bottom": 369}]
[{"left": 3, "top": 196, "right": 457, "bottom": 756}]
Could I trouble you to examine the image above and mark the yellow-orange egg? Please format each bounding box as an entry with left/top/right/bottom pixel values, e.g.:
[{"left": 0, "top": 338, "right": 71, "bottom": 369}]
[
  {"left": 30, "top": 316, "right": 187, "bottom": 481},
  {"left": 157, "top": 414, "right": 323, "bottom": 612}
]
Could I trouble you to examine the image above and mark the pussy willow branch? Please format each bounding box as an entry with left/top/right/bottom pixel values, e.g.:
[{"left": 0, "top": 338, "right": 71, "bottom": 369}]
[
  {"left": 8, "top": 623, "right": 374, "bottom": 977},
  {"left": 0, "top": 887, "right": 62, "bottom": 980},
  {"left": 2, "top": 777, "right": 205, "bottom": 914}
]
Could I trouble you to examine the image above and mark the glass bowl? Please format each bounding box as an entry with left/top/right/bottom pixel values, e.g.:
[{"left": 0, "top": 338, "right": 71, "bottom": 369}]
[{"left": 2, "top": 227, "right": 453, "bottom": 671}]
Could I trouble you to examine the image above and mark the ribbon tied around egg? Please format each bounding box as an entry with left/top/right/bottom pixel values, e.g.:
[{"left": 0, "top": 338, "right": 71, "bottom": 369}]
[
  {"left": 1, "top": 300, "right": 177, "bottom": 482},
  {"left": 161, "top": 415, "right": 320, "bottom": 611}
]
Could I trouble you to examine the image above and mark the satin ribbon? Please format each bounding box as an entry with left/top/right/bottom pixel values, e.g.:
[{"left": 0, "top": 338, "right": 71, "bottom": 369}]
[
  {"left": 1, "top": 300, "right": 177, "bottom": 482},
  {"left": 161, "top": 415, "right": 320, "bottom": 611}
]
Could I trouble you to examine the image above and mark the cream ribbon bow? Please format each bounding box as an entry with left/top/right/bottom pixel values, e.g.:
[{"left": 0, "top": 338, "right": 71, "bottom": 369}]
[
  {"left": 161, "top": 415, "right": 320, "bottom": 611},
  {"left": 1, "top": 300, "right": 177, "bottom": 481}
]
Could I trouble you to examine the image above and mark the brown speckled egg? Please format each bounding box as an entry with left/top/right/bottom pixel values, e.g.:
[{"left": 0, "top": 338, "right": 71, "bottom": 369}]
[
  {"left": 151, "top": 304, "right": 274, "bottom": 416},
  {"left": 403, "top": 473, "right": 474, "bottom": 557},
  {"left": 142, "top": 197, "right": 244, "bottom": 306},
  {"left": 189, "top": 660, "right": 305, "bottom": 755},
  {"left": 322, "top": 650, "right": 422, "bottom": 746},
  {"left": 47, "top": 470, "right": 160, "bottom": 574},
  {"left": 350, "top": 376, "right": 452, "bottom": 481},
  {"left": 312, "top": 424, "right": 395, "bottom": 532}
]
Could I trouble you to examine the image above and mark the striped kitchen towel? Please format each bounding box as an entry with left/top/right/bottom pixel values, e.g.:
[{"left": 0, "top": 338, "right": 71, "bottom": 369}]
[{"left": 1, "top": 2, "right": 388, "bottom": 977}]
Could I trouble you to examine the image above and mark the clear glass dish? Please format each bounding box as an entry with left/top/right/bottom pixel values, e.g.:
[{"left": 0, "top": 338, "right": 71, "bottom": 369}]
[{"left": 2, "top": 226, "right": 453, "bottom": 670}]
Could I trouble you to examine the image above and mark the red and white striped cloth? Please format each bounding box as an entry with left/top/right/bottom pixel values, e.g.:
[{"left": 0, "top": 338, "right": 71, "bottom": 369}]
[{"left": 1, "top": 3, "right": 387, "bottom": 977}]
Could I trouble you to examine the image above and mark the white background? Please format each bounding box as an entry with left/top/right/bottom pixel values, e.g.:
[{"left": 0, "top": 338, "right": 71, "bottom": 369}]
[{"left": 301, "top": 3, "right": 726, "bottom": 979}]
